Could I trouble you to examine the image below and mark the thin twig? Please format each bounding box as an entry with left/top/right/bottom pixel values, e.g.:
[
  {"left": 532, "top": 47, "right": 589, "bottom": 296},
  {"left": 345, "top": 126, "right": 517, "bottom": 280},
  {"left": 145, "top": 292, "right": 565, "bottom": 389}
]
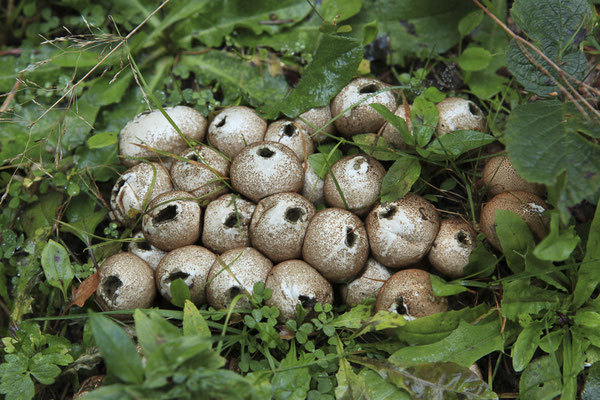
[
  {"left": 0, "top": 72, "right": 23, "bottom": 113},
  {"left": 28, "top": 0, "right": 172, "bottom": 128}
]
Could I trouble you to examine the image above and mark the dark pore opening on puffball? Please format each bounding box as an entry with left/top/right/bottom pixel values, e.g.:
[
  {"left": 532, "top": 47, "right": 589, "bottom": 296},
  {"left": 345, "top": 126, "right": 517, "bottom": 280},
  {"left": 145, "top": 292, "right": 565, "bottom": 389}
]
[
  {"left": 379, "top": 205, "right": 397, "bottom": 219},
  {"left": 345, "top": 226, "right": 357, "bottom": 247},
  {"left": 154, "top": 205, "right": 178, "bottom": 224},
  {"left": 189, "top": 154, "right": 199, "bottom": 162},
  {"left": 137, "top": 241, "right": 152, "bottom": 251},
  {"left": 456, "top": 230, "right": 470, "bottom": 245},
  {"left": 257, "top": 147, "right": 275, "bottom": 158},
  {"left": 168, "top": 271, "right": 190, "bottom": 282},
  {"left": 229, "top": 286, "right": 242, "bottom": 298},
  {"left": 283, "top": 123, "right": 297, "bottom": 137},
  {"left": 224, "top": 213, "right": 238, "bottom": 228},
  {"left": 103, "top": 276, "right": 123, "bottom": 302},
  {"left": 468, "top": 101, "right": 482, "bottom": 116},
  {"left": 299, "top": 295, "right": 316, "bottom": 309},
  {"left": 359, "top": 83, "right": 379, "bottom": 94},
  {"left": 395, "top": 296, "right": 407, "bottom": 315},
  {"left": 216, "top": 116, "right": 227, "bottom": 127},
  {"left": 285, "top": 207, "right": 304, "bottom": 223}
]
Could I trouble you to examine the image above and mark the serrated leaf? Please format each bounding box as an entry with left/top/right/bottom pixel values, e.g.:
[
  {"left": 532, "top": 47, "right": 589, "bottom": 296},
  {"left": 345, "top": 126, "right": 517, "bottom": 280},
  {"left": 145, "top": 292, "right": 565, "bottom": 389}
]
[
  {"left": 389, "top": 317, "right": 505, "bottom": 367},
  {"left": 505, "top": 105, "right": 600, "bottom": 210},
  {"left": 501, "top": 279, "right": 562, "bottom": 321},
  {"left": 519, "top": 355, "right": 562, "bottom": 400},
  {"left": 380, "top": 157, "right": 421, "bottom": 203},
  {"left": 336, "top": 357, "right": 367, "bottom": 399},
  {"left": 573, "top": 197, "right": 600, "bottom": 308},
  {"left": 40, "top": 240, "right": 74, "bottom": 301},
  {"left": 89, "top": 312, "right": 144, "bottom": 384}
]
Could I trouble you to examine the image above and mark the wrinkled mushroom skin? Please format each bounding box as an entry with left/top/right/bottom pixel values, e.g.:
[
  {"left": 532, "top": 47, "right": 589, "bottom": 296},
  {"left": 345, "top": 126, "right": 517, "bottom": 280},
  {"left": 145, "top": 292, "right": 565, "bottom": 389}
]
[
  {"left": 295, "top": 106, "right": 335, "bottom": 144},
  {"left": 128, "top": 231, "right": 167, "bottom": 271},
  {"left": 119, "top": 106, "right": 207, "bottom": 167}
]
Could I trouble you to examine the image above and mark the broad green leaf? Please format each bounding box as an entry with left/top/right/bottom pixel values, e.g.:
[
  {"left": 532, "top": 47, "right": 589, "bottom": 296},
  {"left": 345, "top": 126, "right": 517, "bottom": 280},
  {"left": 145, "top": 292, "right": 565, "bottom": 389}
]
[
  {"left": 582, "top": 362, "right": 600, "bottom": 400},
  {"left": 40, "top": 240, "right": 74, "bottom": 300},
  {"left": 352, "top": 357, "right": 498, "bottom": 400},
  {"left": 359, "top": 369, "right": 411, "bottom": 400},
  {"left": 352, "top": 134, "right": 399, "bottom": 161},
  {"left": 170, "top": 278, "right": 191, "bottom": 308},
  {"left": 29, "top": 363, "right": 61, "bottom": 385},
  {"left": 380, "top": 157, "right": 421, "bottom": 203},
  {"left": 392, "top": 304, "right": 491, "bottom": 345},
  {"left": 336, "top": 357, "right": 367, "bottom": 399},
  {"left": 73, "top": 144, "right": 119, "bottom": 182},
  {"left": 411, "top": 96, "right": 438, "bottom": 148},
  {"left": 458, "top": 47, "right": 492, "bottom": 71},
  {"left": 426, "top": 130, "right": 495, "bottom": 160},
  {"left": 494, "top": 209, "right": 535, "bottom": 273},
  {"left": 519, "top": 355, "right": 562, "bottom": 400},
  {"left": 533, "top": 219, "right": 580, "bottom": 262},
  {"left": 505, "top": 101, "right": 600, "bottom": 210},
  {"left": 20, "top": 192, "right": 64, "bottom": 238},
  {"left": 512, "top": 321, "right": 543, "bottom": 372},
  {"left": 0, "top": 373, "right": 34, "bottom": 400},
  {"left": 322, "top": 0, "right": 362, "bottom": 22},
  {"left": 463, "top": 240, "right": 498, "bottom": 277},
  {"left": 269, "top": 33, "right": 362, "bottom": 119},
  {"left": 183, "top": 300, "right": 211, "bottom": 337},
  {"left": 330, "top": 303, "right": 373, "bottom": 330},
  {"left": 50, "top": 49, "right": 113, "bottom": 68},
  {"left": 62, "top": 194, "right": 108, "bottom": 245},
  {"left": 506, "top": 0, "right": 593, "bottom": 96},
  {"left": 525, "top": 249, "right": 569, "bottom": 292},
  {"left": 134, "top": 310, "right": 181, "bottom": 359},
  {"left": 308, "top": 145, "right": 343, "bottom": 180},
  {"left": 501, "top": 279, "right": 562, "bottom": 321},
  {"left": 180, "top": 51, "right": 288, "bottom": 109},
  {"left": 271, "top": 346, "right": 311, "bottom": 400},
  {"left": 430, "top": 274, "right": 467, "bottom": 296},
  {"left": 85, "top": 71, "right": 134, "bottom": 107},
  {"left": 458, "top": 10, "right": 484, "bottom": 37},
  {"left": 371, "top": 103, "right": 414, "bottom": 147},
  {"left": 390, "top": 317, "right": 505, "bottom": 367},
  {"left": 86, "top": 132, "right": 118, "bottom": 149},
  {"left": 573, "top": 197, "right": 600, "bottom": 308},
  {"left": 562, "top": 331, "right": 589, "bottom": 400},
  {"left": 88, "top": 312, "right": 144, "bottom": 384}
]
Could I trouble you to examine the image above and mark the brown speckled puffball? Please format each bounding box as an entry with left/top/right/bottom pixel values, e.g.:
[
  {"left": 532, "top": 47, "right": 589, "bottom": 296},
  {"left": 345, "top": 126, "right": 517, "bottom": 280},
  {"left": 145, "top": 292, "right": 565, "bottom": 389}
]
[
  {"left": 340, "top": 257, "right": 392, "bottom": 307},
  {"left": 428, "top": 218, "right": 477, "bottom": 279},
  {"left": 202, "top": 194, "right": 256, "bottom": 254},
  {"left": 208, "top": 106, "right": 267, "bottom": 159},
  {"left": 436, "top": 97, "right": 485, "bottom": 135},
  {"left": 264, "top": 120, "right": 315, "bottom": 161}
]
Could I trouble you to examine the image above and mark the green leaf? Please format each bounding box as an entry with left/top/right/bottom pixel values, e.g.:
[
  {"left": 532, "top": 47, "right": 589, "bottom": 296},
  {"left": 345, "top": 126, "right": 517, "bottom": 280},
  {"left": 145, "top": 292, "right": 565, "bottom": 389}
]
[
  {"left": 183, "top": 300, "right": 211, "bottom": 337},
  {"left": 73, "top": 144, "right": 119, "bottom": 182},
  {"left": 0, "top": 373, "right": 35, "bottom": 400},
  {"left": 380, "top": 157, "right": 421, "bottom": 203},
  {"left": 533, "top": 211, "right": 580, "bottom": 261},
  {"left": 269, "top": 33, "right": 362, "bottom": 119},
  {"left": 519, "top": 355, "right": 562, "bottom": 400},
  {"left": 352, "top": 134, "right": 399, "bottom": 161},
  {"left": 506, "top": 0, "right": 593, "bottom": 96},
  {"left": 430, "top": 274, "right": 467, "bottom": 296},
  {"left": 390, "top": 317, "right": 505, "bottom": 367},
  {"left": 371, "top": 103, "right": 414, "bottom": 147},
  {"left": 170, "top": 278, "right": 191, "bottom": 308},
  {"left": 358, "top": 369, "right": 411, "bottom": 400},
  {"left": 494, "top": 209, "right": 535, "bottom": 273},
  {"left": 29, "top": 362, "right": 61, "bottom": 385},
  {"left": 573, "top": 197, "right": 600, "bottom": 308},
  {"left": 458, "top": 47, "right": 492, "bottom": 71},
  {"left": 463, "top": 240, "right": 498, "bottom": 277},
  {"left": 308, "top": 145, "right": 343, "bottom": 180},
  {"left": 330, "top": 303, "right": 373, "bottom": 330},
  {"left": 512, "top": 321, "right": 543, "bottom": 372},
  {"left": 505, "top": 101, "right": 600, "bottom": 210},
  {"left": 40, "top": 240, "right": 74, "bottom": 301},
  {"left": 271, "top": 346, "right": 311, "bottom": 400},
  {"left": 335, "top": 357, "right": 367, "bottom": 399},
  {"left": 501, "top": 279, "right": 562, "bottom": 321},
  {"left": 458, "top": 10, "right": 484, "bottom": 37},
  {"left": 426, "top": 130, "right": 496, "bottom": 160},
  {"left": 582, "top": 362, "right": 600, "bottom": 400},
  {"left": 562, "top": 331, "right": 589, "bottom": 400},
  {"left": 88, "top": 312, "right": 144, "bottom": 384},
  {"left": 411, "top": 96, "right": 438, "bottom": 148},
  {"left": 20, "top": 192, "right": 64, "bottom": 239},
  {"left": 322, "top": 0, "right": 362, "bottom": 22},
  {"left": 87, "top": 132, "right": 118, "bottom": 149}
]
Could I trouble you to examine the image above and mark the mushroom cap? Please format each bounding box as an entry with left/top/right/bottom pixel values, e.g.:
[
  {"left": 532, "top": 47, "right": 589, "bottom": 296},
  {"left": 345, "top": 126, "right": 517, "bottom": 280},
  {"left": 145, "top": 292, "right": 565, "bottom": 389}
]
[
  {"left": 301, "top": 161, "right": 325, "bottom": 205},
  {"left": 155, "top": 245, "right": 216, "bottom": 305},
  {"left": 201, "top": 194, "right": 256, "bottom": 254},
  {"left": 375, "top": 269, "right": 448, "bottom": 319},
  {"left": 119, "top": 106, "right": 207, "bottom": 167},
  {"left": 128, "top": 231, "right": 167, "bottom": 271},
  {"left": 230, "top": 141, "right": 304, "bottom": 203},
  {"left": 436, "top": 97, "right": 485, "bottom": 135},
  {"left": 428, "top": 218, "right": 477, "bottom": 278},
  {"left": 331, "top": 78, "right": 397, "bottom": 137},
  {"left": 324, "top": 153, "right": 386, "bottom": 217},
  {"left": 249, "top": 192, "right": 316, "bottom": 263},
  {"left": 302, "top": 207, "right": 369, "bottom": 282},
  {"left": 340, "top": 257, "right": 392, "bottom": 307},
  {"left": 366, "top": 194, "right": 441, "bottom": 268},
  {"left": 97, "top": 252, "right": 156, "bottom": 311},
  {"left": 264, "top": 120, "right": 315, "bottom": 161},
  {"left": 208, "top": 106, "right": 267, "bottom": 159},
  {"left": 170, "top": 145, "right": 230, "bottom": 203},
  {"left": 265, "top": 259, "right": 333, "bottom": 322},
  {"left": 294, "top": 106, "right": 335, "bottom": 144},
  {"left": 480, "top": 190, "right": 549, "bottom": 251},
  {"left": 142, "top": 191, "right": 202, "bottom": 251},
  {"left": 481, "top": 154, "right": 545, "bottom": 198},
  {"left": 206, "top": 247, "right": 273, "bottom": 309},
  {"left": 382, "top": 104, "right": 413, "bottom": 150},
  {"left": 110, "top": 162, "right": 172, "bottom": 227}
]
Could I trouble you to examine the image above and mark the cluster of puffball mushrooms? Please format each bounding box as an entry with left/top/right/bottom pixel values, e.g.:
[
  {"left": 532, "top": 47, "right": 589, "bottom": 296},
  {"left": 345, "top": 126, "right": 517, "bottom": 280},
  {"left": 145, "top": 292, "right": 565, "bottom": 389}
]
[{"left": 99, "top": 77, "right": 549, "bottom": 325}]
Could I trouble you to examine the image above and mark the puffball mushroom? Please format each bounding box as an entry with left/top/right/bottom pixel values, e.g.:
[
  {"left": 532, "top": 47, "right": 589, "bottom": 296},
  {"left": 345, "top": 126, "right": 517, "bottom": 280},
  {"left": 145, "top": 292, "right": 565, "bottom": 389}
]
[
  {"left": 382, "top": 103, "right": 413, "bottom": 150},
  {"left": 249, "top": 192, "right": 316, "bottom": 263},
  {"left": 265, "top": 259, "right": 333, "bottom": 322},
  {"left": 302, "top": 207, "right": 369, "bottom": 283},
  {"left": 206, "top": 247, "right": 273, "bottom": 309},
  {"left": 331, "top": 77, "right": 397, "bottom": 137},
  {"left": 480, "top": 190, "right": 549, "bottom": 251},
  {"left": 142, "top": 191, "right": 202, "bottom": 251},
  {"left": 375, "top": 269, "right": 448, "bottom": 319},
  {"left": 208, "top": 106, "right": 267, "bottom": 159},
  {"left": 155, "top": 245, "right": 216, "bottom": 305},
  {"left": 324, "top": 153, "right": 386, "bottom": 217},
  {"left": 170, "top": 145, "right": 230, "bottom": 203},
  {"left": 481, "top": 154, "right": 545, "bottom": 198},
  {"left": 428, "top": 218, "right": 477, "bottom": 279},
  {"left": 366, "top": 194, "right": 440, "bottom": 268},
  {"left": 230, "top": 141, "right": 304, "bottom": 203},
  {"left": 301, "top": 161, "right": 325, "bottom": 205},
  {"left": 128, "top": 231, "right": 167, "bottom": 271},
  {"left": 96, "top": 252, "right": 156, "bottom": 311},
  {"left": 340, "top": 257, "right": 392, "bottom": 307},
  {"left": 436, "top": 97, "right": 485, "bottom": 135},
  {"left": 294, "top": 105, "right": 335, "bottom": 144},
  {"left": 201, "top": 194, "right": 256, "bottom": 254},
  {"left": 119, "top": 106, "right": 207, "bottom": 167},
  {"left": 110, "top": 162, "right": 172, "bottom": 227},
  {"left": 264, "top": 120, "right": 315, "bottom": 161}
]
